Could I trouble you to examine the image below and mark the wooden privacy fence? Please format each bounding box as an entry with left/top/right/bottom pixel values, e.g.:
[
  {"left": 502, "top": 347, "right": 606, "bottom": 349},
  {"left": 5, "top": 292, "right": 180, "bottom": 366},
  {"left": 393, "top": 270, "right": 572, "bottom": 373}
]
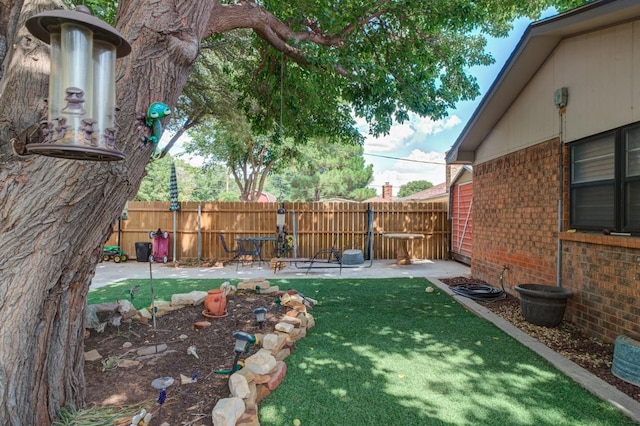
[{"left": 105, "top": 201, "right": 450, "bottom": 262}]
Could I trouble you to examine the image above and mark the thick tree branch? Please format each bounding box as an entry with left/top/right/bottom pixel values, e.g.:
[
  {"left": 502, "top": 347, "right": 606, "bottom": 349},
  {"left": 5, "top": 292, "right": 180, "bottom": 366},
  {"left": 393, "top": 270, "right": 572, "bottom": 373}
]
[{"left": 206, "top": 1, "right": 393, "bottom": 77}]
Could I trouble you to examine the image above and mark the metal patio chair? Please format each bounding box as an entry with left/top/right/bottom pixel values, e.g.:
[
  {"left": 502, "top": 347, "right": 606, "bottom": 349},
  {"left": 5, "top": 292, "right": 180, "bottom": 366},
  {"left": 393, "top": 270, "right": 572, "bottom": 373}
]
[
  {"left": 219, "top": 233, "right": 240, "bottom": 264},
  {"left": 235, "top": 238, "right": 262, "bottom": 270}
]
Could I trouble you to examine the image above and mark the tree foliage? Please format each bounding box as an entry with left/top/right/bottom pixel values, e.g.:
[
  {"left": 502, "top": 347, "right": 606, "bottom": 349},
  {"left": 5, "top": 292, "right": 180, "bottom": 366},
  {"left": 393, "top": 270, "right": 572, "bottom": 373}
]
[
  {"left": 184, "top": 111, "right": 299, "bottom": 201},
  {"left": 158, "top": 31, "right": 255, "bottom": 158},
  {"left": 135, "top": 156, "right": 229, "bottom": 202},
  {"left": 276, "top": 140, "right": 376, "bottom": 201},
  {"left": 398, "top": 180, "right": 434, "bottom": 198}
]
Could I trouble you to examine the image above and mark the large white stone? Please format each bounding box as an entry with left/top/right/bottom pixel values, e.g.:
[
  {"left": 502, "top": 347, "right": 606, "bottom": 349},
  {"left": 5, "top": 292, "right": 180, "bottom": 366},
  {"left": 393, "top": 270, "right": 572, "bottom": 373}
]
[
  {"left": 281, "top": 293, "right": 305, "bottom": 306},
  {"left": 84, "top": 349, "right": 102, "bottom": 362},
  {"left": 305, "top": 313, "right": 316, "bottom": 329},
  {"left": 229, "top": 372, "right": 250, "bottom": 398},
  {"left": 138, "top": 308, "right": 152, "bottom": 319},
  {"left": 244, "top": 348, "right": 277, "bottom": 375},
  {"left": 280, "top": 316, "right": 301, "bottom": 327},
  {"left": 262, "top": 333, "right": 279, "bottom": 350},
  {"left": 211, "top": 397, "right": 245, "bottom": 426},
  {"left": 260, "top": 285, "right": 280, "bottom": 294},
  {"left": 171, "top": 290, "right": 208, "bottom": 306},
  {"left": 275, "top": 322, "right": 295, "bottom": 333}
]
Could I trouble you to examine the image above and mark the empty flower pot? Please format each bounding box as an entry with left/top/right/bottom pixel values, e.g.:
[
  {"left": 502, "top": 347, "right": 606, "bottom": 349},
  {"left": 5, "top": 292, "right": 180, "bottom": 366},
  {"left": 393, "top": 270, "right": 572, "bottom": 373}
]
[
  {"left": 514, "top": 284, "right": 572, "bottom": 327},
  {"left": 203, "top": 289, "right": 228, "bottom": 318}
]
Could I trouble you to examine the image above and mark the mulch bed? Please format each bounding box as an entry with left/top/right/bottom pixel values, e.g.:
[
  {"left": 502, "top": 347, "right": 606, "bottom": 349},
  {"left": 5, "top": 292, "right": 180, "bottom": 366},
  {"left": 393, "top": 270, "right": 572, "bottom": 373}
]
[{"left": 84, "top": 290, "right": 279, "bottom": 426}]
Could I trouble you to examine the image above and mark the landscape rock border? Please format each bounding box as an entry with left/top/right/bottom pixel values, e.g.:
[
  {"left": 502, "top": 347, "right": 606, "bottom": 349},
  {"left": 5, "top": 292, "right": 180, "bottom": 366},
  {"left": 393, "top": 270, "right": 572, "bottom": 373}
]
[{"left": 85, "top": 278, "right": 316, "bottom": 426}]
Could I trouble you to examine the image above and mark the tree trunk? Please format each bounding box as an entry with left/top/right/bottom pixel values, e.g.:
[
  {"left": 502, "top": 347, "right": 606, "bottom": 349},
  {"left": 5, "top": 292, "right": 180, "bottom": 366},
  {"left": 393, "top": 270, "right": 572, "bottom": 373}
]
[{"left": 0, "top": 1, "right": 219, "bottom": 423}]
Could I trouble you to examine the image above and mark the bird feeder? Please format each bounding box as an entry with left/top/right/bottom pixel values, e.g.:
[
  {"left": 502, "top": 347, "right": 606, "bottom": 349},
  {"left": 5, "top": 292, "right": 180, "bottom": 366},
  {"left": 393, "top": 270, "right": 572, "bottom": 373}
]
[
  {"left": 25, "top": 6, "right": 131, "bottom": 161},
  {"left": 276, "top": 203, "right": 287, "bottom": 256},
  {"left": 276, "top": 204, "right": 286, "bottom": 235}
]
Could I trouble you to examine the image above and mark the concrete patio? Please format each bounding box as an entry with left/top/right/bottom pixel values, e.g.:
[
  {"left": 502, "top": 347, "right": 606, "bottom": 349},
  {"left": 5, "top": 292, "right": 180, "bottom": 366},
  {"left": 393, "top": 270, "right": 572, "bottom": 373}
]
[{"left": 91, "top": 258, "right": 471, "bottom": 289}]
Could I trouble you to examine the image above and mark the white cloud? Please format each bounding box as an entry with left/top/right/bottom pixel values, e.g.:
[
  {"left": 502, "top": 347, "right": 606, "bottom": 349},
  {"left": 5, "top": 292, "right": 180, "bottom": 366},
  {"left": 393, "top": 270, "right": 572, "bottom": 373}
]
[
  {"left": 363, "top": 121, "right": 414, "bottom": 153},
  {"left": 413, "top": 114, "right": 461, "bottom": 134},
  {"left": 370, "top": 150, "right": 446, "bottom": 196},
  {"left": 360, "top": 114, "right": 462, "bottom": 153}
]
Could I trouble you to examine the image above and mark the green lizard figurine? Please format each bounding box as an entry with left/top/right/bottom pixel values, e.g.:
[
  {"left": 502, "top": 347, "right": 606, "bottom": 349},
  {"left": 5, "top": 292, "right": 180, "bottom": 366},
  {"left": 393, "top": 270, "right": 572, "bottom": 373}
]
[{"left": 142, "top": 102, "right": 171, "bottom": 157}]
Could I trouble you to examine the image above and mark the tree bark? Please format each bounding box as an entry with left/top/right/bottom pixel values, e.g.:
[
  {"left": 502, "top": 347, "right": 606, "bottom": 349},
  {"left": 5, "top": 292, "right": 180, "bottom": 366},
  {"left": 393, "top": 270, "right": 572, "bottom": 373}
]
[{"left": 0, "top": 0, "right": 226, "bottom": 423}]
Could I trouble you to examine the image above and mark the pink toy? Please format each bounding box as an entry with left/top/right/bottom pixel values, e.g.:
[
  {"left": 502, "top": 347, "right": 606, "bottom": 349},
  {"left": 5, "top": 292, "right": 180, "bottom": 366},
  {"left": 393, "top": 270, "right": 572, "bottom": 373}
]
[{"left": 149, "top": 229, "right": 170, "bottom": 263}]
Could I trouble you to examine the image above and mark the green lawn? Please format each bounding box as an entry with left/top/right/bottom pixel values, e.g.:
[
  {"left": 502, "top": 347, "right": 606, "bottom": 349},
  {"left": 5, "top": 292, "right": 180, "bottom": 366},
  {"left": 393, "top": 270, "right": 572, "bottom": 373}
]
[{"left": 89, "top": 277, "right": 635, "bottom": 426}]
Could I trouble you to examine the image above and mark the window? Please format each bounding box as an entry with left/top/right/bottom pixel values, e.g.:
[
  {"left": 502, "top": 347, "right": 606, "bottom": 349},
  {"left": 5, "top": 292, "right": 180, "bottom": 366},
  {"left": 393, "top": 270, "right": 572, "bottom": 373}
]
[{"left": 570, "top": 122, "right": 640, "bottom": 234}]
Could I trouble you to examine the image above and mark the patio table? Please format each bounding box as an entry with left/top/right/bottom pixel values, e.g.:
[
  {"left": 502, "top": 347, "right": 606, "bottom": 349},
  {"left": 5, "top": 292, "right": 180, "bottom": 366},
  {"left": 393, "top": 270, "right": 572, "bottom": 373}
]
[
  {"left": 382, "top": 233, "right": 424, "bottom": 265},
  {"left": 235, "top": 237, "right": 276, "bottom": 262}
]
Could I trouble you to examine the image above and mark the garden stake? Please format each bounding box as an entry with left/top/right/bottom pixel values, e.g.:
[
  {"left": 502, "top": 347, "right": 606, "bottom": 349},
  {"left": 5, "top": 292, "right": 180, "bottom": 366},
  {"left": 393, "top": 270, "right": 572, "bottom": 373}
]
[
  {"left": 180, "top": 370, "right": 200, "bottom": 411},
  {"left": 156, "top": 388, "right": 166, "bottom": 425},
  {"left": 149, "top": 260, "right": 156, "bottom": 329}
]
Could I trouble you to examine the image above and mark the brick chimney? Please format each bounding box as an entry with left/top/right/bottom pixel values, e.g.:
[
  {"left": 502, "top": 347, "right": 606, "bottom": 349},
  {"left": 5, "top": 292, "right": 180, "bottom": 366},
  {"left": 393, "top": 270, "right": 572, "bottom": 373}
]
[
  {"left": 382, "top": 182, "right": 393, "bottom": 200},
  {"left": 446, "top": 164, "right": 463, "bottom": 190}
]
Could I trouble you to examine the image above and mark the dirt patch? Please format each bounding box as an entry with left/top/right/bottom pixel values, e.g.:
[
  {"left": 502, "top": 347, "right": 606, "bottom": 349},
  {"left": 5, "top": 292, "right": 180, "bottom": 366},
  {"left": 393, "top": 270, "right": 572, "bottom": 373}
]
[
  {"left": 84, "top": 290, "right": 279, "bottom": 426},
  {"left": 440, "top": 277, "right": 640, "bottom": 403}
]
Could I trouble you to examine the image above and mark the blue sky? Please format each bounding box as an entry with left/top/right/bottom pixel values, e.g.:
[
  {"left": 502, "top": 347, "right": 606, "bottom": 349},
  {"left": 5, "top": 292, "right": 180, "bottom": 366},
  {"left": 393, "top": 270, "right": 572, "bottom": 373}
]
[{"left": 363, "top": 16, "right": 538, "bottom": 196}]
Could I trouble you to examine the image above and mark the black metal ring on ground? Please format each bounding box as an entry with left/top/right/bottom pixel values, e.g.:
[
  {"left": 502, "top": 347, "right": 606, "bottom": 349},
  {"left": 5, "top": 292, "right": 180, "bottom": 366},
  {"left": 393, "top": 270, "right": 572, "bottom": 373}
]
[{"left": 450, "top": 284, "right": 506, "bottom": 302}]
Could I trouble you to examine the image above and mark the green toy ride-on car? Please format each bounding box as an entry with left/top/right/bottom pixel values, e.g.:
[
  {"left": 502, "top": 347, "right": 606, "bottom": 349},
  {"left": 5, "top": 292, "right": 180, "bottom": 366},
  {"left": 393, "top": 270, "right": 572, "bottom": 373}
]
[{"left": 103, "top": 245, "right": 128, "bottom": 263}]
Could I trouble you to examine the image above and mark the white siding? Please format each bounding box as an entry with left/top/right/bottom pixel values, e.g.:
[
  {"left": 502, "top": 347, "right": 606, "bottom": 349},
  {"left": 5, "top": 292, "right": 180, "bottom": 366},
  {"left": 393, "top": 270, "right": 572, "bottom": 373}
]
[{"left": 477, "top": 20, "right": 640, "bottom": 164}]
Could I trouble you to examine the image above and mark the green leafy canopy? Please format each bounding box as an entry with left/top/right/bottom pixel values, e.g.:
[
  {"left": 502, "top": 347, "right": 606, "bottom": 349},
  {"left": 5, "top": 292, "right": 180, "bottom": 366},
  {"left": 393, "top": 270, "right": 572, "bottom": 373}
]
[{"left": 71, "top": 0, "right": 588, "bottom": 142}]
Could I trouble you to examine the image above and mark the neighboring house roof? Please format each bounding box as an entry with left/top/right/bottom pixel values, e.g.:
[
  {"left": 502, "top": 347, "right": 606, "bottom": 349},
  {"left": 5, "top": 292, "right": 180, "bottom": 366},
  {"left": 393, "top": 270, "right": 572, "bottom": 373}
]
[
  {"left": 362, "top": 196, "right": 394, "bottom": 203},
  {"left": 322, "top": 197, "right": 358, "bottom": 203},
  {"left": 450, "top": 165, "right": 473, "bottom": 188},
  {"left": 446, "top": 0, "right": 640, "bottom": 164},
  {"left": 252, "top": 191, "right": 278, "bottom": 202},
  {"left": 398, "top": 182, "right": 448, "bottom": 201}
]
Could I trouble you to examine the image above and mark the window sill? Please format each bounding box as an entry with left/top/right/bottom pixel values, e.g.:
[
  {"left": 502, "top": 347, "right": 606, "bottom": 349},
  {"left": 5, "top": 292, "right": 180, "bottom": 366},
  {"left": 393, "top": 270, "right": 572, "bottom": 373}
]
[{"left": 559, "top": 231, "right": 640, "bottom": 249}]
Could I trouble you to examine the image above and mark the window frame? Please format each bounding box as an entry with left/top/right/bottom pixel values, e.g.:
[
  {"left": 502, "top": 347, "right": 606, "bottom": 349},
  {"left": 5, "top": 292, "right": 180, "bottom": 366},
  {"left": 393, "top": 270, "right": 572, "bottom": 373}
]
[{"left": 569, "top": 122, "right": 640, "bottom": 234}]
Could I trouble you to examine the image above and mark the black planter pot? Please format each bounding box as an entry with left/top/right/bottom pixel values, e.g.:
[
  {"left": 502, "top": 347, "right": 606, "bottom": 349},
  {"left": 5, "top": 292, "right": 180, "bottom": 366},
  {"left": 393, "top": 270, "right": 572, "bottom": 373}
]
[{"left": 514, "top": 284, "right": 572, "bottom": 327}]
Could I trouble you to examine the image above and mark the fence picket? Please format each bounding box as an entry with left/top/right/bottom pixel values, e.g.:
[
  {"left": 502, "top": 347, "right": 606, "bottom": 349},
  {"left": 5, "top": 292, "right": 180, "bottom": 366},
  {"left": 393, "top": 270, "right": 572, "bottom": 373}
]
[{"left": 106, "top": 201, "right": 450, "bottom": 262}]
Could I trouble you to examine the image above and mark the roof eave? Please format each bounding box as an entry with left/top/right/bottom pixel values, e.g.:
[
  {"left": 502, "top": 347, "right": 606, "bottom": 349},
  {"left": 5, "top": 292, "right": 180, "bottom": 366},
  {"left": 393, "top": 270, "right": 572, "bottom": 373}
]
[{"left": 446, "top": 0, "right": 640, "bottom": 164}]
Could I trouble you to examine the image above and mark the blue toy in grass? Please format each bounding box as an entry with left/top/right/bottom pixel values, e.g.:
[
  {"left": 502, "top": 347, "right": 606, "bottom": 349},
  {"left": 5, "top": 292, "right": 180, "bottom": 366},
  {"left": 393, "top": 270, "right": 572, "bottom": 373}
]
[{"left": 138, "top": 102, "right": 171, "bottom": 157}]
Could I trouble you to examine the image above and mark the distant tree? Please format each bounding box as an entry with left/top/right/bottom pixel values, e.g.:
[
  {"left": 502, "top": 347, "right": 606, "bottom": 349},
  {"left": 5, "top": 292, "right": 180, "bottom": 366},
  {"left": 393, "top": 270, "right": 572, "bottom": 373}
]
[
  {"left": 263, "top": 174, "right": 292, "bottom": 201},
  {"left": 135, "top": 156, "right": 228, "bottom": 201},
  {"left": 184, "top": 112, "right": 299, "bottom": 201},
  {"left": 398, "top": 180, "right": 434, "bottom": 198},
  {"left": 351, "top": 187, "right": 378, "bottom": 201},
  {"left": 281, "top": 140, "right": 375, "bottom": 201},
  {"left": 217, "top": 191, "right": 242, "bottom": 202}
]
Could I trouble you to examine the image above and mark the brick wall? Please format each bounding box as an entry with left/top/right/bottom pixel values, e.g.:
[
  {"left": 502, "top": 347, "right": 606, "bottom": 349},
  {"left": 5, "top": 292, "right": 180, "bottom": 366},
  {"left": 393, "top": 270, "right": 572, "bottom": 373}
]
[
  {"left": 472, "top": 138, "right": 640, "bottom": 342},
  {"left": 560, "top": 234, "right": 640, "bottom": 342},
  {"left": 472, "top": 139, "right": 561, "bottom": 291}
]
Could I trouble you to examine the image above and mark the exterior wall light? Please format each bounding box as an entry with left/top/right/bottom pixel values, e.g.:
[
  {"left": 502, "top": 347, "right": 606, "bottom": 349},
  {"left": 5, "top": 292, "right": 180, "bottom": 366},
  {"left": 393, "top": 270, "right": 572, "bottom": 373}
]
[{"left": 25, "top": 5, "right": 131, "bottom": 161}]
